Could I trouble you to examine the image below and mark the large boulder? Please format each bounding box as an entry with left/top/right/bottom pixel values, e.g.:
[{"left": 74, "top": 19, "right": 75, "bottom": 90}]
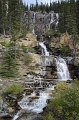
[{"left": 19, "top": 33, "right": 38, "bottom": 47}]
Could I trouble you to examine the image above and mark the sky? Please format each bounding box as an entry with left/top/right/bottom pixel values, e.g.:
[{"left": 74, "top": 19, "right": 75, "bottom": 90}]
[{"left": 22, "top": 0, "right": 58, "bottom": 6}]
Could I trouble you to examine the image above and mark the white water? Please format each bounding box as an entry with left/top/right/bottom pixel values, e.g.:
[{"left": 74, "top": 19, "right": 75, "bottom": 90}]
[
  {"left": 18, "top": 91, "right": 50, "bottom": 113},
  {"left": 13, "top": 43, "right": 71, "bottom": 120},
  {"left": 55, "top": 57, "right": 71, "bottom": 81},
  {"left": 39, "top": 42, "right": 49, "bottom": 56}
]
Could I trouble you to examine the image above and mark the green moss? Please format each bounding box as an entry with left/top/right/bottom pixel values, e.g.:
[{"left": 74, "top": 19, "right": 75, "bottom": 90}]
[{"left": 5, "top": 83, "right": 24, "bottom": 95}]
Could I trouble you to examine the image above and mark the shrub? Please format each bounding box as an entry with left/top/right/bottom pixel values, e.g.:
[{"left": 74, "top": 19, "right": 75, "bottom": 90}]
[
  {"left": 20, "top": 44, "right": 36, "bottom": 53},
  {"left": 0, "top": 42, "right": 7, "bottom": 47},
  {"left": 24, "top": 55, "right": 33, "bottom": 65},
  {"left": 43, "top": 112, "right": 54, "bottom": 120},
  {"left": 43, "top": 81, "right": 79, "bottom": 120},
  {"left": 59, "top": 46, "right": 69, "bottom": 54},
  {"left": 0, "top": 86, "right": 2, "bottom": 90},
  {"left": 20, "top": 44, "right": 27, "bottom": 53},
  {"left": 5, "top": 83, "right": 24, "bottom": 95}
]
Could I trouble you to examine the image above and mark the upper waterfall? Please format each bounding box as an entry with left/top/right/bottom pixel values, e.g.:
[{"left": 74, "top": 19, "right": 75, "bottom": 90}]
[
  {"left": 55, "top": 57, "right": 71, "bottom": 81},
  {"left": 39, "top": 42, "right": 49, "bottom": 56}
]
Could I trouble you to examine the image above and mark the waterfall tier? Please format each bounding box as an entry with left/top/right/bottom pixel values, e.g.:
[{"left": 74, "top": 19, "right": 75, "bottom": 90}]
[
  {"left": 39, "top": 42, "right": 49, "bottom": 56},
  {"left": 55, "top": 57, "right": 71, "bottom": 81}
]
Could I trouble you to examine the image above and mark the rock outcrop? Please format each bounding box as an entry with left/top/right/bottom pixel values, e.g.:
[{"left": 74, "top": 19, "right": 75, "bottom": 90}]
[
  {"left": 50, "top": 32, "right": 74, "bottom": 51},
  {"left": 19, "top": 33, "right": 38, "bottom": 47},
  {"left": 24, "top": 11, "right": 58, "bottom": 35}
]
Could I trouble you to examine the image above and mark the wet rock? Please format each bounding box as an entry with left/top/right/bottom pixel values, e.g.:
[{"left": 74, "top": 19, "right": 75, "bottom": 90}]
[
  {"left": 0, "top": 113, "right": 12, "bottom": 119},
  {"left": 8, "top": 107, "right": 15, "bottom": 113},
  {"left": 0, "top": 98, "right": 3, "bottom": 109},
  {"left": 17, "top": 111, "right": 42, "bottom": 120}
]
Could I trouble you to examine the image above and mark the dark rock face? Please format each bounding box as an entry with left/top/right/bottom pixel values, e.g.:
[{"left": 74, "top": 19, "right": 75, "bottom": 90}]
[{"left": 24, "top": 11, "right": 58, "bottom": 36}]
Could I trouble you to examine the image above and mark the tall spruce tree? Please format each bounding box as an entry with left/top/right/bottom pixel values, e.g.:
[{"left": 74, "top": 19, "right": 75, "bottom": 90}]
[
  {"left": 0, "top": 0, "right": 2, "bottom": 33},
  {"left": 0, "top": 47, "right": 18, "bottom": 78},
  {"left": 76, "top": 0, "right": 79, "bottom": 33},
  {"left": 58, "top": 1, "right": 66, "bottom": 33},
  {"left": 8, "top": 0, "right": 21, "bottom": 58},
  {"left": 1, "top": 0, "right": 8, "bottom": 36}
]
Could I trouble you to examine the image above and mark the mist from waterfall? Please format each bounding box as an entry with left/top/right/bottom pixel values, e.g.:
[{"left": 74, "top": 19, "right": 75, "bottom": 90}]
[
  {"left": 39, "top": 42, "right": 49, "bottom": 56},
  {"left": 55, "top": 57, "right": 71, "bottom": 81}
]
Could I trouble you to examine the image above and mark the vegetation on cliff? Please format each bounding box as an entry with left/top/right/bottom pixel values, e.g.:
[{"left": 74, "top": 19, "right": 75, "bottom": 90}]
[
  {"left": 43, "top": 80, "right": 79, "bottom": 120},
  {"left": 5, "top": 83, "right": 24, "bottom": 95}
]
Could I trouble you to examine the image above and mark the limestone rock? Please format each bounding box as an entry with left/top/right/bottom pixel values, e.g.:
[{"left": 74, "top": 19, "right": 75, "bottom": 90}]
[
  {"left": 24, "top": 11, "right": 58, "bottom": 35},
  {"left": 18, "top": 53, "right": 41, "bottom": 77},
  {"left": 50, "top": 32, "right": 74, "bottom": 50},
  {"left": 8, "top": 107, "right": 15, "bottom": 113},
  {"left": 19, "top": 33, "right": 38, "bottom": 47}
]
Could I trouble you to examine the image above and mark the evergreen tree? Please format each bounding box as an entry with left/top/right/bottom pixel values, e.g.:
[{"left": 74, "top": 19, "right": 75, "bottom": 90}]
[
  {"left": 45, "top": 3, "right": 50, "bottom": 13},
  {"left": 1, "top": 0, "right": 8, "bottom": 36},
  {"left": 0, "top": 0, "right": 2, "bottom": 33},
  {"left": 69, "top": 0, "right": 78, "bottom": 35},
  {"left": 36, "top": 0, "right": 38, "bottom": 11},
  {"left": 58, "top": 1, "right": 66, "bottom": 33},
  {"left": 76, "top": 0, "right": 79, "bottom": 33},
  {"left": 0, "top": 47, "right": 18, "bottom": 78},
  {"left": 19, "top": 0, "right": 27, "bottom": 38}
]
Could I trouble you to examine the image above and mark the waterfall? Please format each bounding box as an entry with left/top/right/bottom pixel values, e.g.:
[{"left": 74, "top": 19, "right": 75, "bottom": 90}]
[
  {"left": 55, "top": 57, "right": 71, "bottom": 81},
  {"left": 39, "top": 42, "right": 71, "bottom": 81},
  {"left": 39, "top": 42, "right": 49, "bottom": 56}
]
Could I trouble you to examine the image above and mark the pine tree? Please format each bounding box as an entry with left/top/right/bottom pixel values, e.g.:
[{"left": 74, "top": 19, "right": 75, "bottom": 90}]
[
  {"left": 69, "top": 0, "right": 78, "bottom": 35},
  {"left": 45, "top": 3, "right": 50, "bottom": 13},
  {"left": 36, "top": 0, "right": 38, "bottom": 11},
  {"left": 0, "top": 48, "right": 18, "bottom": 78},
  {"left": 19, "top": 0, "right": 27, "bottom": 37},
  {"left": 58, "top": 1, "right": 66, "bottom": 33},
  {"left": 1, "top": 0, "right": 9, "bottom": 36},
  {"left": 76, "top": 0, "right": 79, "bottom": 33},
  {"left": 0, "top": 0, "right": 2, "bottom": 33},
  {"left": 64, "top": 1, "right": 72, "bottom": 33}
]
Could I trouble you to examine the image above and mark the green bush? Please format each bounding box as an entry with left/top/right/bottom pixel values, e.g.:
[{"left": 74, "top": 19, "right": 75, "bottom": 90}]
[
  {"left": 43, "top": 81, "right": 79, "bottom": 120},
  {"left": 20, "top": 44, "right": 27, "bottom": 52},
  {"left": 43, "top": 112, "right": 54, "bottom": 120},
  {"left": 27, "top": 47, "right": 35, "bottom": 53},
  {"left": 20, "top": 44, "right": 35, "bottom": 53},
  {"left": 59, "top": 46, "right": 69, "bottom": 54},
  {"left": 5, "top": 83, "right": 24, "bottom": 95},
  {"left": 0, "top": 42, "right": 8, "bottom": 47}
]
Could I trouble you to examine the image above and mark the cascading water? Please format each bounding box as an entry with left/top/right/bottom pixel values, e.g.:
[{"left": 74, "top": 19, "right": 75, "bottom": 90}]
[
  {"left": 55, "top": 57, "right": 71, "bottom": 81},
  {"left": 13, "top": 42, "right": 71, "bottom": 120},
  {"left": 39, "top": 42, "right": 49, "bottom": 56},
  {"left": 39, "top": 42, "right": 49, "bottom": 76}
]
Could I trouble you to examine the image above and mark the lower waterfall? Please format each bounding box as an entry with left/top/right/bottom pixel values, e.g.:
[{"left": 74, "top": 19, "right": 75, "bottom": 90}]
[{"left": 55, "top": 57, "right": 71, "bottom": 81}]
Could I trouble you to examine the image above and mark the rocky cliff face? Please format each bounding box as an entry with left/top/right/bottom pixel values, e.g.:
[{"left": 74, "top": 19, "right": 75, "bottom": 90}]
[{"left": 24, "top": 11, "right": 58, "bottom": 35}]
